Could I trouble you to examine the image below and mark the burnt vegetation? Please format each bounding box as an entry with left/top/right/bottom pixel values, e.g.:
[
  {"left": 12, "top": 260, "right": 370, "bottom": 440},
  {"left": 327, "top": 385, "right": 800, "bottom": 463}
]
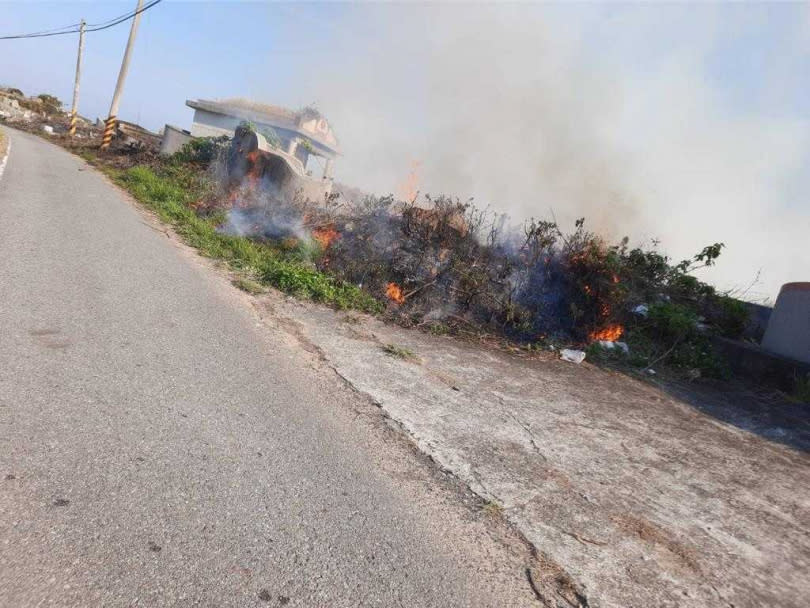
[
  {"left": 169, "top": 135, "right": 749, "bottom": 377},
  {"left": 9, "top": 121, "right": 748, "bottom": 379},
  {"left": 323, "top": 192, "right": 744, "bottom": 377},
  {"left": 172, "top": 133, "right": 745, "bottom": 378}
]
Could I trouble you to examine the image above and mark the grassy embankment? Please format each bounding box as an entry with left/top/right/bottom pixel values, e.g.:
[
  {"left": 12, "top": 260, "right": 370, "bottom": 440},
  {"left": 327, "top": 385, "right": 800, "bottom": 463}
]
[{"left": 95, "top": 158, "right": 381, "bottom": 313}]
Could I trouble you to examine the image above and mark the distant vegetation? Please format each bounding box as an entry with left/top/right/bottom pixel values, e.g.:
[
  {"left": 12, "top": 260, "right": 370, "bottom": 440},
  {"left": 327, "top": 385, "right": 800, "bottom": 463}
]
[{"left": 36, "top": 94, "right": 62, "bottom": 114}]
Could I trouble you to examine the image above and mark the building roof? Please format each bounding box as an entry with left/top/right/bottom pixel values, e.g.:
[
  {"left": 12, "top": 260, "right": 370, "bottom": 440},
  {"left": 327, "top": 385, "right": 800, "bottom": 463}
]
[{"left": 186, "top": 98, "right": 340, "bottom": 155}]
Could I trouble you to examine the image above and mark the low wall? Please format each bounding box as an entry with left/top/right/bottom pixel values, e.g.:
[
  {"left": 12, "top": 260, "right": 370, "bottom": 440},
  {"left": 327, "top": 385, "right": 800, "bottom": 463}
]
[
  {"left": 160, "top": 124, "right": 192, "bottom": 156},
  {"left": 713, "top": 336, "right": 810, "bottom": 393},
  {"left": 762, "top": 282, "right": 810, "bottom": 364}
]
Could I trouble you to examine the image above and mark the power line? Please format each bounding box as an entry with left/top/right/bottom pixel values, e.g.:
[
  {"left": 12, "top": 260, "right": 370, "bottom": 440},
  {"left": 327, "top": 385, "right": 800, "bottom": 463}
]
[
  {"left": 86, "top": 0, "right": 162, "bottom": 32},
  {"left": 0, "top": 24, "right": 82, "bottom": 40},
  {"left": 0, "top": 0, "right": 162, "bottom": 40},
  {"left": 17, "top": 22, "right": 82, "bottom": 37}
]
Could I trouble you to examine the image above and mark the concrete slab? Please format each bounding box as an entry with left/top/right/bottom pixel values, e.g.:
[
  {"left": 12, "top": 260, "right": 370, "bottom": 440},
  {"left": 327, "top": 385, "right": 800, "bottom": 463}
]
[{"left": 252, "top": 292, "right": 810, "bottom": 608}]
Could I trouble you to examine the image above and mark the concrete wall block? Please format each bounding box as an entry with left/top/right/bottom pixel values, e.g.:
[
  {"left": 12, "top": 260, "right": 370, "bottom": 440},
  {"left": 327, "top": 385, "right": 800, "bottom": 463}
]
[{"left": 762, "top": 282, "right": 810, "bottom": 364}]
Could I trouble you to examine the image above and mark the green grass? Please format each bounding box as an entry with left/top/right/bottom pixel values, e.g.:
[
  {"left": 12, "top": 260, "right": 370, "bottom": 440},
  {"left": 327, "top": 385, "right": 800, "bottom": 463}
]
[
  {"left": 382, "top": 343, "right": 418, "bottom": 361},
  {"left": 111, "top": 165, "right": 382, "bottom": 313},
  {"left": 232, "top": 277, "right": 265, "bottom": 295},
  {"left": 427, "top": 322, "right": 450, "bottom": 336}
]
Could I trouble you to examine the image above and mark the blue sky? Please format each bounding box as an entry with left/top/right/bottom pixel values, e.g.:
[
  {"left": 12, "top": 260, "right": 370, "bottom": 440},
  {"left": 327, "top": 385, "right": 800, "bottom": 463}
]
[
  {"left": 1, "top": 2, "right": 808, "bottom": 299},
  {"left": 0, "top": 2, "right": 349, "bottom": 129}
]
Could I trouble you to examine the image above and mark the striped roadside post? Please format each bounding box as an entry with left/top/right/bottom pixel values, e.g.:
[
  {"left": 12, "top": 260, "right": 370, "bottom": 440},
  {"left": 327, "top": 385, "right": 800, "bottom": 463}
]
[
  {"left": 100, "top": 116, "right": 117, "bottom": 149},
  {"left": 100, "top": 0, "right": 144, "bottom": 151},
  {"left": 68, "top": 20, "right": 85, "bottom": 138}
]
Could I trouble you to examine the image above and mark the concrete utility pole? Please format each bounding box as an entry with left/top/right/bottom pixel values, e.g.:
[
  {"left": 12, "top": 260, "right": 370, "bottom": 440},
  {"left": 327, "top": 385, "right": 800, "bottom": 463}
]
[
  {"left": 101, "top": 0, "right": 144, "bottom": 150},
  {"left": 68, "top": 19, "right": 85, "bottom": 138}
]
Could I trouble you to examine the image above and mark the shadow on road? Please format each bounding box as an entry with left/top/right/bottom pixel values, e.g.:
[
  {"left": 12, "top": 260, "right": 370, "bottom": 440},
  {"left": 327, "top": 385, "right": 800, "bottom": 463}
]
[{"left": 660, "top": 378, "right": 810, "bottom": 452}]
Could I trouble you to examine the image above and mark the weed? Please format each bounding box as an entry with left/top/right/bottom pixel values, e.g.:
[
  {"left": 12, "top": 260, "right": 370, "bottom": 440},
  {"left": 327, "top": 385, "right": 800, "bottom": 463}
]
[
  {"left": 36, "top": 93, "right": 62, "bottom": 115},
  {"left": 170, "top": 136, "right": 229, "bottom": 166},
  {"left": 382, "top": 343, "right": 418, "bottom": 361},
  {"left": 482, "top": 500, "right": 504, "bottom": 517},
  {"left": 78, "top": 150, "right": 96, "bottom": 164},
  {"left": 232, "top": 277, "right": 264, "bottom": 295},
  {"left": 427, "top": 322, "right": 450, "bottom": 336}
]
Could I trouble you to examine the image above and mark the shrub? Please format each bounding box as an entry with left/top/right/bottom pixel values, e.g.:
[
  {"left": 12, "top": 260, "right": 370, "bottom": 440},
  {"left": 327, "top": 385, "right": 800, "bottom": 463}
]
[
  {"left": 37, "top": 93, "right": 62, "bottom": 114},
  {"left": 260, "top": 127, "right": 282, "bottom": 149},
  {"left": 171, "top": 136, "right": 230, "bottom": 166},
  {"left": 711, "top": 296, "right": 749, "bottom": 339}
]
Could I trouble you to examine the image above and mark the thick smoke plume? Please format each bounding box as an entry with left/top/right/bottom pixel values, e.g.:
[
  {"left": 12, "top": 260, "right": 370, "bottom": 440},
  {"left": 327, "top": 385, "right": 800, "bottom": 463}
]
[{"left": 277, "top": 4, "right": 809, "bottom": 302}]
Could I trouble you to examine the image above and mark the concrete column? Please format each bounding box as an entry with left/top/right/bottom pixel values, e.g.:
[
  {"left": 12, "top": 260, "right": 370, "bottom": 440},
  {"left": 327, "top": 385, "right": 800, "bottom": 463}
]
[
  {"left": 762, "top": 282, "right": 810, "bottom": 364},
  {"left": 323, "top": 158, "right": 334, "bottom": 180}
]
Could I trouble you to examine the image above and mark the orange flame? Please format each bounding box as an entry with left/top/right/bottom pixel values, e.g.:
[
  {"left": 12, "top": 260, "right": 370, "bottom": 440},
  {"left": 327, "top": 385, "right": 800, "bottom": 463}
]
[
  {"left": 312, "top": 225, "right": 339, "bottom": 249},
  {"left": 397, "top": 160, "right": 422, "bottom": 202},
  {"left": 245, "top": 149, "right": 262, "bottom": 188},
  {"left": 385, "top": 282, "right": 405, "bottom": 304},
  {"left": 589, "top": 324, "right": 624, "bottom": 342}
]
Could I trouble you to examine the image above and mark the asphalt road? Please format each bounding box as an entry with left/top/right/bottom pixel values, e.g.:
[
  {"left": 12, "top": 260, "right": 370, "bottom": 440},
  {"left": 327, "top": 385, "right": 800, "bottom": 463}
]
[{"left": 0, "top": 128, "right": 533, "bottom": 607}]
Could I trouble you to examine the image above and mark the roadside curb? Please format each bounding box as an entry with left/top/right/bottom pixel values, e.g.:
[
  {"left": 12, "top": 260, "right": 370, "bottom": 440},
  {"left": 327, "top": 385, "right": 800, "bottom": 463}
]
[{"left": 0, "top": 130, "right": 10, "bottom": 181}]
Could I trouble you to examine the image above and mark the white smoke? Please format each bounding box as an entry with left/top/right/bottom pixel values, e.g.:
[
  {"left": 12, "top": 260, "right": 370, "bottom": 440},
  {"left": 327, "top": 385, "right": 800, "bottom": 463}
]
[{"left": 273, "top": 4, "right": 809, "bottom": 302}]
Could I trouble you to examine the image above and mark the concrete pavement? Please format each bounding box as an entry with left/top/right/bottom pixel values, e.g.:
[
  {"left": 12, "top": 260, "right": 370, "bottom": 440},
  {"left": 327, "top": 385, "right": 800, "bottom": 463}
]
[
  {"left": 0, "top": 127, "right": 537, "bottom": 607},
  {"left": 264, "top": 293, "right": 810, "bottom": 608}
]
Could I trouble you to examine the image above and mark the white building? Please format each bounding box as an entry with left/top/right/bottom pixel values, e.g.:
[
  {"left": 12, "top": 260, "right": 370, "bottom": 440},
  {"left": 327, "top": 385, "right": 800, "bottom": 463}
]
[{"left": 185, "top": 98, "right": 339, "bottom": 180}]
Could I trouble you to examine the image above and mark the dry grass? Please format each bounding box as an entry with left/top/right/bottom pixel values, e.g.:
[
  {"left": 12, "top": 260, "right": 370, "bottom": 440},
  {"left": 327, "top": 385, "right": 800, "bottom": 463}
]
[
  {"left": 232, "top": 277, "right": 265, "bottom": 295},
  {"left": 382, "top": 343, "right": 419, "bottom": 361},
  {"left": 481, "top": 500, "right": 504, "bottom": 517}
]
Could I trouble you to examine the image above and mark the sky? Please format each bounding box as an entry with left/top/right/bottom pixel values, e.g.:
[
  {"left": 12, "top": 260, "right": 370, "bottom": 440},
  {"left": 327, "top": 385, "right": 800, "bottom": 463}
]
[{"left": 1, "top": 1, "right": 808, "bottom": 302}]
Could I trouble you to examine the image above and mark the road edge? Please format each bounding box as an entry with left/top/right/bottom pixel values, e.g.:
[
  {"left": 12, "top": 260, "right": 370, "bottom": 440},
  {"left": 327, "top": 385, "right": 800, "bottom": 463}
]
[{"left": 0, "top": 128, "right": 10, "bottom": 181}]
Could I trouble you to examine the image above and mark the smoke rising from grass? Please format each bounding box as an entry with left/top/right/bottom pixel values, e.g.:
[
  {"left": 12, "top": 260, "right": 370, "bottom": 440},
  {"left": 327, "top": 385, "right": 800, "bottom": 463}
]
[{"left": 279, "top": 4, "right": 809, "bottom": 301}]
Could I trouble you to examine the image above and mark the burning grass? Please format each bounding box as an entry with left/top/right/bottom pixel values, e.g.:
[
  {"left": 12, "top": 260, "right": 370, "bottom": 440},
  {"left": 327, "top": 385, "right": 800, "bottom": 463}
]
[
  {"left": 207, "top": 133, "right": 748, "bottom": 376},
  {"left": 47, "top": 130, "right": 748, "bottom": 379}
]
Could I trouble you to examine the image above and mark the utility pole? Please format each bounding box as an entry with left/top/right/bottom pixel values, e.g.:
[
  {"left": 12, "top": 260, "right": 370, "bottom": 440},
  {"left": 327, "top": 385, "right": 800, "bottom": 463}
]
[
  {"left": 68, "top": 19, "right": 85, "bottom": 138},
  {"left": 101, "top": 0, "right": 144, "bottom": 150}
]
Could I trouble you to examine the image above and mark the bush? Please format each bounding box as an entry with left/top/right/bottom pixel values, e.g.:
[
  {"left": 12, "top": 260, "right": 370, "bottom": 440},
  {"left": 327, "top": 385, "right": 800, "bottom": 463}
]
[
  {"left": 37, "top": 93, "right": 62, "bottom": 114},
  {"left": 628, "top": 302, "right": 724, "bottom": 377},
  {"left": 711, "top": 296, "right": 749, "bottom": 339},
  {"left": 260, "top": 127, "right": 282, "bottom": 149},
  {"left": 171, "top": 136, "right": 230, "bottom": 166}
]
